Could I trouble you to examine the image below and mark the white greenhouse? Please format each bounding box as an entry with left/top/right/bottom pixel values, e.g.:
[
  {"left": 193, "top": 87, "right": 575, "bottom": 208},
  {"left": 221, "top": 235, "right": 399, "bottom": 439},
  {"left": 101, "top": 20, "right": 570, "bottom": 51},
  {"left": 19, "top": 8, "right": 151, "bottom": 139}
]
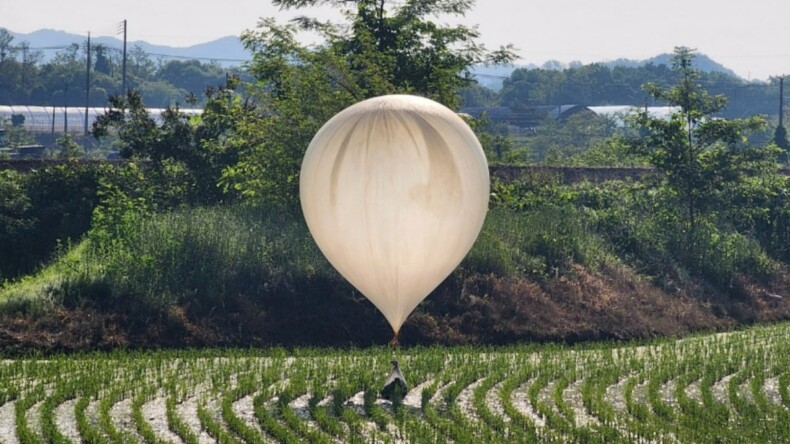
[{"left": 0, "top": 106, "right": 202, "bottom": 135}]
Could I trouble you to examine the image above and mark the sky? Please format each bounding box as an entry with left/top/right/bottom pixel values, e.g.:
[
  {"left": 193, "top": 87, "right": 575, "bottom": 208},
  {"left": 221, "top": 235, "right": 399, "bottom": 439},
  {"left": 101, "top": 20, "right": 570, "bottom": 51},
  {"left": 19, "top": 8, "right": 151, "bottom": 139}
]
[{"left": 3, "top": 0, "right": 790, "bottom": 81}]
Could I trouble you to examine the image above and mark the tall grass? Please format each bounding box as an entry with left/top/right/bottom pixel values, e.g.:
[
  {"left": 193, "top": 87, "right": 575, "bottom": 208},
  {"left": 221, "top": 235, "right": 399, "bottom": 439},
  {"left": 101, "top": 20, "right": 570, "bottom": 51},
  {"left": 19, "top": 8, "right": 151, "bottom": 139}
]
[
  {"left": 465, "top": 205, "right": 609, "bottom": 278},
  {"left": 61, "top": 205, "right": 335, "bottom": 311},
  {"left": 3, "top": 200, "right": 611, "bottom": 313}
]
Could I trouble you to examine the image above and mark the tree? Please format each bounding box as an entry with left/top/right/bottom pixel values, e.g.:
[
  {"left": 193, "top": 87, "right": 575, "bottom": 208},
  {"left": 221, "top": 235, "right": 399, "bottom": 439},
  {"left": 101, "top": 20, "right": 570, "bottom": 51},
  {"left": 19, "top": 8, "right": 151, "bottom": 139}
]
[
  {"left": 223, "top": 0, "right": 516, "bottom": 207},
  {"left": 128, "top": 45, "right": 156, "bottom": 83},
  {"left": 93, "top": 81, "right": 254, "bottom": 204},
  {"left": 0, "top": 28, "right": 15, "bottom": 61},
  {"left": 93, "top": 44, "right": 114, "bottom": 75},
  {"left": 56, "top": 133, "right": 82, "bottom": 159},
  {"left": 629, "top": 47, "right": 769, "bottom": 243},
  {"left": 157, "top": 60, "right": 225, "bottom": 97}
]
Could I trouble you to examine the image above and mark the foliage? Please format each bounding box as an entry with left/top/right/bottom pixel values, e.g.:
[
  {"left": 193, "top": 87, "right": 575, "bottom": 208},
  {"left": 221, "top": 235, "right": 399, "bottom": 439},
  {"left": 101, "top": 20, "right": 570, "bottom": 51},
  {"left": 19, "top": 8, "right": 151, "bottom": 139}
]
[
  {"left": 565, "top": 136, "right": 649, "bottom": 167},
  {"left": 0, "top": 27, "right": 234, "bottom": 107},
  {"left": 465, "top": 205, "right": 606, "bottom": 278},
  {"left": 624, "top": 47, "right": 776, "bottom": 279},
  {"left": 54, "top": 205, "right": 338, "bottom": 314},
  {"left": 526, "top": 113, "right": 617, "bottom": 164},
  {"left": 93, "top": 84, "right": 254, "bottom": 204},
  {"left": 0, "top": 115, "right": 35, "bottom": 148},
  {"left": 4, "top": 323, "right": 790, "bottom": 441},
  {"left": 0, "top": 170, "right": 35, "bottom": 280},
  {"left": 774, "top": 124, "right": 789, "bottom": 160},
  {"left": 0, "top": 165, "right": 104, "bottom": 281},
  {"left": 499, "top": 58, "right": 780, "bottom": 120},
  {"left": 223, "top": 0, "right": 516, "bottom": 207},
  {"left": 55, "top": 133, "right": 82, "bottom": 159}
]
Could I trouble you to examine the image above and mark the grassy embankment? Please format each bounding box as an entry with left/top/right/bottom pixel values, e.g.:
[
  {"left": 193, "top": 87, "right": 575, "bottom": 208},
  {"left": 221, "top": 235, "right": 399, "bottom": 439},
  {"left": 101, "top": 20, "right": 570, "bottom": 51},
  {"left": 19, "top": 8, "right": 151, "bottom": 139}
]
[{"left": 2, "top": 183, "right": 789, "bottom": 351}]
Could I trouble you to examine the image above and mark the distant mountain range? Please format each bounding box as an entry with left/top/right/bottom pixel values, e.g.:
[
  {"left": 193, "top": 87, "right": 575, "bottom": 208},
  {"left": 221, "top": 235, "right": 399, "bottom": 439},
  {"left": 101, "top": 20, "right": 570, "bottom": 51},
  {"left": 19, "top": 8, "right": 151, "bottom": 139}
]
[
  {"left": 9, "top": 28, "right": 742, "bottom": 88},
  {"left": 7, "top": 28, "right": 250, "bottom": 66}
]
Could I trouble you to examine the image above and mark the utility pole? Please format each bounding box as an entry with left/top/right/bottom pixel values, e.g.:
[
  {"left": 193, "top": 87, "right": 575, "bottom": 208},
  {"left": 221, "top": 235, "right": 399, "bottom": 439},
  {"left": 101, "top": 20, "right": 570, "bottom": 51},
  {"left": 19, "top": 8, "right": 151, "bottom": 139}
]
[
  {"left": 64, "top": 83, "right": 68, "bottom": 133},
  {"left": 780, "top": 77, "right": 784, "bottom": 127},
  {"left": 119, "top": 19, "right": 127, "bottom": 94},
  {"left": 85, "top": 32, "right": 91, "bottom": 137}
]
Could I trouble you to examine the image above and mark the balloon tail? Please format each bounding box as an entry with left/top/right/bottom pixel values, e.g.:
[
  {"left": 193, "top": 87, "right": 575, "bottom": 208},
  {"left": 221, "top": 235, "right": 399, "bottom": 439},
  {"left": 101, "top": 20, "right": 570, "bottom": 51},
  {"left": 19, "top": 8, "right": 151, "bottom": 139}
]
[{"left": 389, "top": 332, "right": 399, "bottom": 350}]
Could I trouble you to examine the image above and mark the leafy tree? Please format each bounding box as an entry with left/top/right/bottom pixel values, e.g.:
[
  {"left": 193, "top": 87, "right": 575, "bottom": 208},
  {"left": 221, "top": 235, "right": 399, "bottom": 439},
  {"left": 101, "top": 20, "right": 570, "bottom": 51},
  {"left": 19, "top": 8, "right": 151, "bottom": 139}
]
[
  {"left": 224, "top": 0, "right": 516, "bottom": 207},
  {"left": 93, "top": 81, "right": 254, "bottom": 204},
  {"left": 157, "top": 60, "right": 226, "bottom": 97},
  {"left": 56, "top": 133, "right": 82, "bottom": 159},
  {"left": 460, "top": 82, "right": 498, "bottom": 108},
  {"left": 39, "top": 43, "right": 85, "bottom": 107},
  {"left": 134, "top": 80, "right": 185, "bottom": 107},
  {"left": 529, "top": 112, "right": 615, "bottom": 164},
  {"left": 93, "top": 43, "right": 114, "bottom": 75},
  {"left": 0, "top": 170, "right": 34, "bottom": 280},
  {"left": 0, "top": 28, "right": 17, "bottom": 63},
  {"left": 128, "top": 45, "right": 156, "bottom": 83},
  {"left": 629, "top": 47, "right": 771, "bottom": 252},
  {"left": 499, "top": 60, "right": 777, "bottom": 120}
]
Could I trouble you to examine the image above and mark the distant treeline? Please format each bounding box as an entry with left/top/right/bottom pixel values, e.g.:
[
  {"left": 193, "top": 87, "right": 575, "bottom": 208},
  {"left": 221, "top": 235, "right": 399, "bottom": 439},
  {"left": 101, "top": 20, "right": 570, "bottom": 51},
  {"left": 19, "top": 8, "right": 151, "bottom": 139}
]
[
  {"left": 464, "top": 62, "right": 781, "bottom": 120},
  {"left": 1, "top": 24, "right": 780, "bottom": 123},
  {"left": 0, "top": 28, "right": 243, "bottom": 108}
]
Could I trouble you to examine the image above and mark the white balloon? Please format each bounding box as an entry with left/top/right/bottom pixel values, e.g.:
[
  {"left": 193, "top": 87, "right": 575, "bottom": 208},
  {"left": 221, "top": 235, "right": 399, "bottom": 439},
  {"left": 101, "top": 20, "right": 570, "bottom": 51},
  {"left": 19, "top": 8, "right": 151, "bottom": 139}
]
[{"left": 300, "top": 95, "right": 489, "bottom": 334}]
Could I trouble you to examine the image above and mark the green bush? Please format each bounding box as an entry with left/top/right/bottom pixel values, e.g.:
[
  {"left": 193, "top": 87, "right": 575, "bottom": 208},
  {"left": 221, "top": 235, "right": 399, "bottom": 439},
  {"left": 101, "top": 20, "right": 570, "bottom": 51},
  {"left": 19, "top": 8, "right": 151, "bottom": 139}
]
[{"left": 0, "top": 165, "right": 104, "bottom": 281}]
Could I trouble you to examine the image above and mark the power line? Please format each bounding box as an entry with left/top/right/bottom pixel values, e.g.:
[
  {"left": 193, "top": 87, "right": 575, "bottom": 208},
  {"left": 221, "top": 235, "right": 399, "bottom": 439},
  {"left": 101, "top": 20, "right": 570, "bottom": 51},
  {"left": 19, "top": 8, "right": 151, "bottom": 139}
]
[{"left": 18, "top": 44, "right": 250, "bottom": 64}]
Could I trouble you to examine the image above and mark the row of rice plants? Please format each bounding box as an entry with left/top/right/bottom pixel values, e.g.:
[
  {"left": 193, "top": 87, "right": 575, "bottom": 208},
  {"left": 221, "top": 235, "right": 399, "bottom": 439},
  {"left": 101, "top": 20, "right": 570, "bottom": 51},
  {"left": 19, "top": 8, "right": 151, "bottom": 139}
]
[{"left": 2, "top": 323, "right": 790, "bottom": 442}]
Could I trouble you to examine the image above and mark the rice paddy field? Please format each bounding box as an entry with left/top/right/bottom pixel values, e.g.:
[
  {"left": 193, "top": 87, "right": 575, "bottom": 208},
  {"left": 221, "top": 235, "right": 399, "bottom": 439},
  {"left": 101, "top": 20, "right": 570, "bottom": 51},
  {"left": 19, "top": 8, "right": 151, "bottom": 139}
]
[{"left": 3, "top": 322, "right": 790, "bottom": 443}]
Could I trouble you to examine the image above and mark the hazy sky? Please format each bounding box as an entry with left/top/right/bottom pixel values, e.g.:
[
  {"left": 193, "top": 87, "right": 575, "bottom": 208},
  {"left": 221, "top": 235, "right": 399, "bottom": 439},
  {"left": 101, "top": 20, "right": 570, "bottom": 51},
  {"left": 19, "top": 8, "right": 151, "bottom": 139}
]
[{"left": 3, "top": 0, "right": 790, "bottom": 80}]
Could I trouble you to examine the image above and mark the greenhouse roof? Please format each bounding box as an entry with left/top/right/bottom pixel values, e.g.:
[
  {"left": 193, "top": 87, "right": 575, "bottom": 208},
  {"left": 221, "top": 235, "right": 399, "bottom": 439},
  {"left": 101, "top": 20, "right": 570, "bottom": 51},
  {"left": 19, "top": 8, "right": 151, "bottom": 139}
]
[{"left": 0, "top": 105, "right": 202, "bottom": 134}]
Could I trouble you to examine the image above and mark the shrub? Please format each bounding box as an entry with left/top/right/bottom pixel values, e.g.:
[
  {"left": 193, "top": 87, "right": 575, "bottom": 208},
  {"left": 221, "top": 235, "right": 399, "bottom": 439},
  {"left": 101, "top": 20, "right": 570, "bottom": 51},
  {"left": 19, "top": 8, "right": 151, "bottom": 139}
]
[{"left": 0, "top": 165, "right": 104, "bottom": 281}]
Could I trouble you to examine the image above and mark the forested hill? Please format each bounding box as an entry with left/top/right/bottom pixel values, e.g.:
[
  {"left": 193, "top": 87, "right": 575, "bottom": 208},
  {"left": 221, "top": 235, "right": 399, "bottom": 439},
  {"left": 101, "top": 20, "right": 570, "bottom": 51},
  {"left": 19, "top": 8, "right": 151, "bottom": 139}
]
[
  {"left": 466, "top": 59, "right": 776, "bottom": 120},
  {"left": 472, "top": 53, "right": 741, "bottom": 90},
  {"left": 604, "top": 52, "right": 738, "bottom": 77}
]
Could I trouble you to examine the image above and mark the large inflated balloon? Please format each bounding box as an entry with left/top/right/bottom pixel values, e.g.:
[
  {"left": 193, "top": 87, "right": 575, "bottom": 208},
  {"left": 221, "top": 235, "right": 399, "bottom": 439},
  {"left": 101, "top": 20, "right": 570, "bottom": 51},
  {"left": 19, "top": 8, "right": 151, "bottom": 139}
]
[{"left": 300, "top": 95, "right": 489, "bottom": 334}]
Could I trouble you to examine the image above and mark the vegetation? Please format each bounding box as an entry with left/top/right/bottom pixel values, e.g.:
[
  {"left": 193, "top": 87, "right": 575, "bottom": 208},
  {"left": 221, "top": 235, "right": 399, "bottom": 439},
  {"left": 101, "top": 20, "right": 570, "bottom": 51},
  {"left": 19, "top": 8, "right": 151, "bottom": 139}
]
[
  {"left": 0, "top": 27, "right": 232, "bottom": 108},
  {"left": 2, "top": 323, "right": 790, "bottom": 441},
  {"left": 0, "top": 0, "right": 789, "bottom": 356},
  {"left": 495, "top": 58, "right": 782, "bottom": 120},
  {"left": 3, "top": 1, "right": 790, "bottom": 439}
]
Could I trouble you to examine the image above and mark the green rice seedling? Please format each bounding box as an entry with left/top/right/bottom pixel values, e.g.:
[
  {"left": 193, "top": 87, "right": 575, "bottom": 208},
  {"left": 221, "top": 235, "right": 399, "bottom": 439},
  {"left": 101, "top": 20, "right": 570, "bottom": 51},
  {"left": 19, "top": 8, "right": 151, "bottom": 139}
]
[
  {"left": 499, "top": 369, "right": 541, "bottom": 441},
  {"left": 98, "top": 386, "right": 137, "bottom": 443},
  {"left": 131, "top": 386, "right": 168, "bottom": 444},
  {"left": 40, "top": 383, "right": 77, "bottom": 444},
  {"left": 197, "top": 399, "right": 243, "bottom": 444},
  {"left": 15, "top": 383, "right": 46, "bottom": 444},
  {"left": 221, "top": 385, "right": 266, "bottom": 444},
  {"left": 471, "top": 370, "right": 508, "bottom": 438},
  {"left": 75, "top": 395, "right": 109, "bottom": 444},
  {"left": 164, "top": 395, "right": 198, "bottom": 444},
  {"left": 252, "top": 387, "right": 301, "bottom": 444}
]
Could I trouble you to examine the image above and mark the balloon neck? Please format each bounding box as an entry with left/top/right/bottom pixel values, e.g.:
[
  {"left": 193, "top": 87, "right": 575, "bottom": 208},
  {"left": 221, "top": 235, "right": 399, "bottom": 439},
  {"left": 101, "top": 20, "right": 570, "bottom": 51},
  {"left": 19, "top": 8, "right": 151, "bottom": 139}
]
[{"left": 389, "top": 332, "right": 400, "bottom": 350}]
